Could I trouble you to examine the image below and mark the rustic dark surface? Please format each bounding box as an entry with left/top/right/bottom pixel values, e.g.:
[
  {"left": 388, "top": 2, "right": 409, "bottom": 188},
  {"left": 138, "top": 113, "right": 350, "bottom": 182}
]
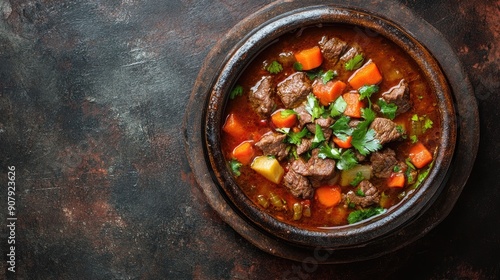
[{"left": 0, "top": 0, "right": 498, "bottom": 279}]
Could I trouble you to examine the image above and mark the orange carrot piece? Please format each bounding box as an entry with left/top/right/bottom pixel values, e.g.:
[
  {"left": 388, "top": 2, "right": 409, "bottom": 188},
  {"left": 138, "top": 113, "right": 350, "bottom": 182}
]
[
  {"left": 223, "top": 113, "right": 246, "bottom": 138},
  {"left": 294, "top": 46, "right": 323, "bottom": 71},
  {"left": 313, "top": 80, "right": 347, "bottom": 106},
  {"left": 347, "top": 60, "right": 383, "bottom": 90},
  {"left": 232, "top": 141, "right": 255, "bottom": 165},
  {"left": 387, "top": 172, "right": 405, "bottom": 188},
  {"left": 315, "top": 185, "right": 342, "bottom": 208},
  {"left": 333, "top": 135, "right": 353, "bottom": 149},
  {"left": 271, "top": 110, "right": 297, "bottom": 128},
  {"left": 409, "top": 142, "right": 433, "bottom": 168},
  {"left": 342, "top": 92, "right": 363, "bottom": 118}
]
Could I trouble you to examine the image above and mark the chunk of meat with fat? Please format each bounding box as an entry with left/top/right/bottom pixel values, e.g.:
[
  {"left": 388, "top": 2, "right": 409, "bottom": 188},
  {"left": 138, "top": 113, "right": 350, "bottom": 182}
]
[
  {"left": 277, "top": 72, "right": 312, "bottom": 108},
  {"left": 344, "top": 180, "right": 380, "bottom": 208},
  {"left": 254, "top": 131, "right": 288, "bottom": 161},
  {"left": 370, "top": 148, "right": 398, "bottom": 178},
  {"left": 283, "top": 169, "right": 313, "bottom": 199},
  {"left": 369, "top": 117, "right": 402, "bottom": 145},
  {"left": 381, "top": 79, "right": 411, "bottom": 115},
  {"left": 318, "top": 36, "right": 348, "bottom": 65},
  {"left": 248, "top": 76, "right": 276, "bottom": 117},
  {"left": 291, "top": 149, "right": 336, "bottom": 181}
]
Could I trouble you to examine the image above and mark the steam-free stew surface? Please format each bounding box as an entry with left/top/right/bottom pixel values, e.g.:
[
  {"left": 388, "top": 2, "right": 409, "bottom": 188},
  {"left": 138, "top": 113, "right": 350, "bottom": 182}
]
[{"left": 221, "top": 25, "right": 440, "bottom": 229}]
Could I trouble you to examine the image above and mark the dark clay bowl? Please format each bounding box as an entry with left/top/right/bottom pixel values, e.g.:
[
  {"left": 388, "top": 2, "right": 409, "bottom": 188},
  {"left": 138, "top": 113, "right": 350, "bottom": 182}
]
[{"left": 185, "top": 2, "right": 477, "bottom": 262}]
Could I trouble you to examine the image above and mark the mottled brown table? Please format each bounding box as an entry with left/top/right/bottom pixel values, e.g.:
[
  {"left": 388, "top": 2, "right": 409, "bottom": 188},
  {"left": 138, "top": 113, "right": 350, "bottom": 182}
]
[{"left": 1, "top": 0, "right": 498, "bottom": 279}]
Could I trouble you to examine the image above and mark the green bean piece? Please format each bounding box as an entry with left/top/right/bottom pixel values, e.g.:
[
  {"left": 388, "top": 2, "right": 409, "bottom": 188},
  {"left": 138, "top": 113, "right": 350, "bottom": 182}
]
[
  {"left": 256, "top": 194, "right": 269, "bottom": 208},
  {"left": 292, "top": 202, "right": 303, "bottom": 220},
  {"left": 269, "top": 192, "right": 284, "bottom": 209}
]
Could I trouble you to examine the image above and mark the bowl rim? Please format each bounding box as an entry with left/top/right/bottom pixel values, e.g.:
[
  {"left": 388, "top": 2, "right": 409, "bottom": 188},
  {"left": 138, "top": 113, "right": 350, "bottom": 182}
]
[{"left": 202, "top": 5, "right": 457, "bottom": 248}]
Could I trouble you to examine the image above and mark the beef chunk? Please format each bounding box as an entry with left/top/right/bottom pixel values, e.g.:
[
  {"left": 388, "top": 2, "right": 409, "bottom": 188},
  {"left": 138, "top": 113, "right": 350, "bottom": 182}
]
[
  {"left": 283, "top": 169, "right": 313, "bottom": 198},
  {"left": 344, "top": 180, "right": 380, "bottom": 208},
  {"left": 339, "top": 43, "right": 363, "bottom": 66},
  {"left": 381, "top": 79, "right": 411, "bottom": 115},
  {"left": 369, "top": 117, "right": 402, "bottom": 145},
  {"left": 294, "top": 104, "right": 313, "bottom": 128},
  {"left": 277, "top": 72, "right": 312, "bottom": 108},
  {"left": 370, "top": 148, "right": 398, "bottom": 178},
  {"left": 249, "top": 76, "right": 276, "bottom": 117},
  {"left": 306, "top": 116, "right": 334, "bottom": 140},
  {"left": 318, "top": 36, "right": 347, "bottom": 65},
  {"left": 254, "top": 131, "right": 288, "bottom": 161},
  {"left": 296, "top": 138, "right": 313, "bottom": 155},
  {"left": 291, "top": 149, "right": 336, "bottom": 181}
]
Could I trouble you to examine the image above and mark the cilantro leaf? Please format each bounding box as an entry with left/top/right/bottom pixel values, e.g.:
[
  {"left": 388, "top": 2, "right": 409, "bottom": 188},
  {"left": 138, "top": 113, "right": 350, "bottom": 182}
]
[
  {"left": 410, "top": 135, "right": 418, "bottom": 143},
  {"left": 318, "top": 143, "right": 340, "bottom": 159},
  {"left": 307, "top": 69, "right": 323, "bottom": 81},
  {"left": 317, "top": 143, "right": 358, "bottom": 170},
  {"left": 336, "top": 149, "right": 358, "bottom": 170},
  {"left": 358, "top": 85, "right": 379, "bottom": 108},
  {"left": 377, "top": 99, "right": 398, "bottom": 120},
  {"left": 229, "top": 159, "right": 242, "bottom": 176},
  {"left": 312, "top": 124, "right": 326, "bottom": 147},
  {"left": 322, "top": 70, "right": 337, "bottom": 84},
  {"left": 305, "top": 94, "right": 325, "bottom": 121},
  {"left": 285, "top": 127, "right": 310, "bottom": 145},
  {"left": 351, "top": 128, "right": 381, "bottom": 156},
  {"left": 345, "top": 54, "right": 364, "bottom": 71},
  {"left": 266, "top": 60, "right": 283, "bottom": 74},
  {"left": 329, "top": 96, "right": 347, "bottom": 117},
  {"left": 230, "top": 85, "right": 243, "bottom": 99},
  {"left": 347, "top": 207, "right": 385, "bottom": 224},
  {"left": 331, "top": 115, "right": 352, "bottom": 138}
]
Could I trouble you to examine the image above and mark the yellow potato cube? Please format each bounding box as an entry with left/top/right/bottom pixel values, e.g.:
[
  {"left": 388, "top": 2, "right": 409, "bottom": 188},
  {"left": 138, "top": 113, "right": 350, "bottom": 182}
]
[{"left": 251, "top": 156, "right": 284, "bottom": 184}]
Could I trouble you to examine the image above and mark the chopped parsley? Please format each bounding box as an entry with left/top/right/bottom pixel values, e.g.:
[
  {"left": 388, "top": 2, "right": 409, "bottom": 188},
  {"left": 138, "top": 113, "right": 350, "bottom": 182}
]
[
  {"left": 229, "top": 159, "right": 242, "bottom": 176},
  {"left": 358, "top": 85, "right": 379, "bottom": 108},
  {"left": 345, "top": 54, "right": 364, "bottom": 71},
  {"left": 266, "top": 60, "right": 283, "bottom": 74},
  {"left": 347, "top": 207, "right": 385, "bottom": 224},
  {"left": 377, "top": 99, "right": 398, "bottom": 120},
  {"left": 329, "top": 96, "right": 347, "bottom": 117},
  {"left": 351, "top": 108, "right": 381, "bottom": 156},
  {"left": 318, "top": 143, "right": 358, "bottom": 170},
  {"left": 280, "top": 109, "right": 297, "bottom": 118},
  {"left": 424, "top": 118, "right": 433, "bottom": 131},
  {"left": 278, "top": 127, "right": 310, "bottom": 145},
  {"left": 312, "top": 124, "right": 326, "bottom": 147},
  {"left": 410, "top": 135, "right": 418, "bottom": 143},
  {"left": 305, "top": 94, "right": 325, "bottom": 121},
  {"left": 230, "top": 85, "right": 243, "bottom": 99},
  {"left": 322, "top": 70, "right": 337, "bottom": 84},
  {"left": 351, "top": 171, "right": 365, "bottom": 187},
  {"left": 331, "top": 115, "right": 353, "bottom": 139}
]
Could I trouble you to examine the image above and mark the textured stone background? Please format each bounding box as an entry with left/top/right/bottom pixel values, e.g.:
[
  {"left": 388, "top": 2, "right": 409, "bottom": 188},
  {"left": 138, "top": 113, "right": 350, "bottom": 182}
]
[{"left": 0, "top": 0, "right": 498, "bottom": 279}]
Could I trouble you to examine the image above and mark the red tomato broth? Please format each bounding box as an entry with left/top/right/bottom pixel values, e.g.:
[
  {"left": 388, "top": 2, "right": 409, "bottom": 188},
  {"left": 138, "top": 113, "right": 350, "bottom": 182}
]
[{"left": 221, "top": 25, "right": 441, "bottom": 229}]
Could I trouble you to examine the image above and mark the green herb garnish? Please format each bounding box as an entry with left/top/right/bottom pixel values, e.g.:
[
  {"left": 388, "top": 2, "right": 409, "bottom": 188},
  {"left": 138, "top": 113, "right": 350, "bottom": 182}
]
[
  {"left": 345, "top": 54, "right": 364, "bottom": 71},
  {"left": 266, "top": 60, "right": 283, "bottom": 74},
  {"left": 347, "top": 207, "right": 385, "bottom": 224},
  {"left": 230, "top": 85, "right": 243, "bottom": 99},
  {"left": 377, "top": 99, "right": 398, "bottom": 120},
  {"left": 229, "top": 159, "right": 242, "bottom": 176}
]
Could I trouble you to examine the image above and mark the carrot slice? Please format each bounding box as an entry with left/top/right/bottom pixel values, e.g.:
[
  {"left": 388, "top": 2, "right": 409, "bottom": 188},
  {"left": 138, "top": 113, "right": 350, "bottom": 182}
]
[
  {"left": 271, "top": 110, "right": 297, "bottom": 128},
  {"left": 232, "top": 141, "right": 255, "bottom": 165},
  {"left": 315, "top": 185, "right": 342, "bottom": 208},
  {"left": 294, "top": 46, "right": 323, "bottom": 71},
  {"left": 348, "top": 60, "right": 383, "bottom": 90},
  {"left": 342, "top": 92, "right": 363, "bottom": 118},
  {"left": 313, "top": 80, "right": 347, "bottom": 106},
  {"left": 409, "top": 142, "right": 433, "bottom": 168},
  {"left": 222, "top": 113, "right": 246, "bottom": 139},
  {"left": 333, "top": 135, "right": 353, "bottom": 149},
  {"left": 387, "top": 172, "right": 405, "bottom": 188}
]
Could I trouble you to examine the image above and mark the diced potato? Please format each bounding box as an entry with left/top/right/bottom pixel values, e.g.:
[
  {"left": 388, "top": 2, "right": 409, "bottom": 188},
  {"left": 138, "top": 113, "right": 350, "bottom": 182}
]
[
  {"left": 251, "top": 156, "right": 284, "bottom": 184},
  {"left": 340, "top": 165, "right": 372, "bottom": 187}
]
